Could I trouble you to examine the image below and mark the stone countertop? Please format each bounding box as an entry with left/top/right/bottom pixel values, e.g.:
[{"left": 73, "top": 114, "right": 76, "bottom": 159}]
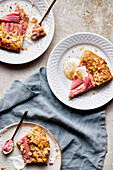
[{"left": 0, "top": 0, "right": 113, "bottom": 169}]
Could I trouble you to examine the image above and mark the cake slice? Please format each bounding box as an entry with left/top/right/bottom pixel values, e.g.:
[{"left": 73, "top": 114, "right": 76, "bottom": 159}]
[
  {"left": 0, "top": 6, "right": 29, "bottom": 52},
  {"left": 29, "top": 17, "right": 46, "bottom": 40},
  {"left": 30, "top": 23, "right": 46, "bottom": 40},
  {"left": 17, "top": 125, "right": 50, "bottom": 164},
  {"left": 69, "top": 50, "right": 113, "bottom": 98}
]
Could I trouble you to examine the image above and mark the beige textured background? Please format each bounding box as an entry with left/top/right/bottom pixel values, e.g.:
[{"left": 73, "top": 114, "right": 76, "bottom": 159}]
[{"left": 0, "top": 0, "right": 113, "bottom": 169}]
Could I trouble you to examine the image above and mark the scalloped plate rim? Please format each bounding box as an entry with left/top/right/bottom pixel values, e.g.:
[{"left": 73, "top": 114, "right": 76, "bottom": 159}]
[
  {"left": 47, "top": 32, "right": 113, "bottom": 110},
  {"left": 0, "top": 0, "right": 55, "bottom": 64}
]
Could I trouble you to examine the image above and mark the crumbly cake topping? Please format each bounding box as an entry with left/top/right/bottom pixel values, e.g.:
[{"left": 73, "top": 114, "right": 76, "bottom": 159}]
[
  {"left": 0, "top": 6, "right": 29, "bottom": 52},
  {"left": 0, "top": 29, "right": 24, "bottom": 52},
  {"left": 17, "top": 125, "right": 50, "bottom": 164},
  {"left": 80, "top": 50, "right": 113, "bottom": 85},
  {"left": 26, "top": 125, "right": 50, "bottom": 163}
]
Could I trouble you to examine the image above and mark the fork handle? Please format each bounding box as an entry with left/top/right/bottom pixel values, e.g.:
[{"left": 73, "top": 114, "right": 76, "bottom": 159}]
[{"left": 39, "top": 0, "right": 57, "bottom": 25}]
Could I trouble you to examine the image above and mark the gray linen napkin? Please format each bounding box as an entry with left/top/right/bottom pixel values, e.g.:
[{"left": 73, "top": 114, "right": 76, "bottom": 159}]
[{"left": 0, "top": 67, "right": 107, "bottom": 170}]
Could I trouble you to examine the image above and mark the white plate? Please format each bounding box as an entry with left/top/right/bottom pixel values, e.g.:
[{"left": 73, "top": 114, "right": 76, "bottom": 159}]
[
  {"left": 47, "top": 32, "right": 113, "bottom": 110},
  {"left": 0, "top": 122, "right": 62, "bottom": 170},
  {"left": 0, "top": 0, "right": 54, "bottom": 64}
]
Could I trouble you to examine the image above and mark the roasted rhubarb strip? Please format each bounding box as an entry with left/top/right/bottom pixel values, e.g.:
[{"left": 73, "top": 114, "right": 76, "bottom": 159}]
[
  {"left": 7, "top": 11, "right": 21, "bottom": 17},
  {"left": 5, "top": 23, "right": 15, "bottom": 34},
  {"left": 9, "top": 23, "right": 14, "bottom": 32},
  {"left": 70, "top": 77, "right": 84, "bottom": 90},
  {"left": 0, "top": 16, "right": 20, "bottom": 23},
  {"left": 69, "top": 84, "right": 85, "bottom": 98},
  {"left": 5, "top": 23, "right": 10, "bottom": 32},
  {"left": 15, "top": 6, "right": 29, "bottom": 35},
  {"left": 0, "top": 11, "right": 20, "bottom": 23},
  {"left": 18, "top": 136, "right": 32, "bottom": 164},
  {"left": 84, "top": 76, "right": 94, "bottom": 90},
  {"left": 18, "top": 24, "right": 23, "bottom": 36},
  {"left": 69, "top": 75, "right": 95, "bottom": 98}
]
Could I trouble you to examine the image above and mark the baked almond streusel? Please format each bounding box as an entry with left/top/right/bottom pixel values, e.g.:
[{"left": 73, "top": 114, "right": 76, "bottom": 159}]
[
  {"left": 0, "top": 6, "right": 29, "bottom": 52},
  {"left": 68, "top": 50, "right": 113, "bottom": 98},
  {"left": 17, "top": 125, "right": 50, "bottom": 164},
  {"left": 80, "top": 50, "right": 113, "bottom": 85}
]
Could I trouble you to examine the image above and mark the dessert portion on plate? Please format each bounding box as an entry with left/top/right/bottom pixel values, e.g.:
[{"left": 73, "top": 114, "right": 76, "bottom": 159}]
[
  {"left": 17, "top": 125, "right": 50, "bottom": 165},
  {"left": 64, "top": 50, "right": 113, "bottom": 98},
  {"left": 30, "top": 17, "right": 46, "bottom": 40},
  {"left": 26, "top": 16, "right": 46, "bottom": 42},
  {"left": 0, "top": 6, "right": 29, "bottom": 52}
]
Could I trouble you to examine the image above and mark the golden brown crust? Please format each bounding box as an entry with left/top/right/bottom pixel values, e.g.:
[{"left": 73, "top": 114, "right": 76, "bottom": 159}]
[
  {"left": 17, "top": 125, "right": 50, "bottom": 164},
  {"left": 80, "top": 50, "right": 113, "bottom": 85},
  {"left": 26, "top": 125, "right": 50, "bottom": 164},
  {"left": 0, "top": 31, "right": 24, "bottom": 52},
  {"left": 0, "top": 6, "right": 29, "bottom": 52}
]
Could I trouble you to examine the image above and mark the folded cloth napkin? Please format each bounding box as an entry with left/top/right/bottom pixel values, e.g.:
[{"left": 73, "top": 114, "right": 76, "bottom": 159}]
[{"left": 0, "top": 67, "right": 107, "bottom": 170}]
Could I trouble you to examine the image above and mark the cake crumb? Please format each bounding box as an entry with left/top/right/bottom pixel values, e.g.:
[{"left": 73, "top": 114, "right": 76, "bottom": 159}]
[
  {"left": 67, "top": 45, "right": 69, "bottom": 49},
  {"left": 22, "top": 48, "right": 28, "bottom": 51},
  {"left": 25, "top": 48, "right": 28, "bottom": 51},
  {"left": 79, "top": 46, "right": 84, "bottom": 50},
  {"left": 55, "top": 149, "right": 58, "bottom": 152},
  {"left": 95, "top": 48, "right": 97, "bottom": 52}
]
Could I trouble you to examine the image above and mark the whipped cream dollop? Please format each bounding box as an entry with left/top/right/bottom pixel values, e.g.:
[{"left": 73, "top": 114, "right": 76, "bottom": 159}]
[
  {"left": 75, "top": 66, "right": 88, "bottom": 80},
  {"left": 64, "top": 58, "right": 80, "bottom": 80},
  {"left": 8, "top": 155, "right": 25, "bottom": 170}
]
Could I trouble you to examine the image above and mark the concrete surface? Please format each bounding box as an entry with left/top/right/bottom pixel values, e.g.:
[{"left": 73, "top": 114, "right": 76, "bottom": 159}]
[{"left": 0, "top": 0, "right": 113, "bottom": 169}]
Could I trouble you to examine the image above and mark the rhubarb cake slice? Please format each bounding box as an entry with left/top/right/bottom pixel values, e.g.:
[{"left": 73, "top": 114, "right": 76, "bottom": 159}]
[
  {"left": 30, "top": 23, "right": 46, "bottom": 40},
  {"left": 69, "top": 50, "right": 113, "bottom": 98},
  {"left": 17, "top": 125, "right": 50, "bottom": 164},
  {"left": 0, "top": 6, "right": 29, "bottom": 52}
]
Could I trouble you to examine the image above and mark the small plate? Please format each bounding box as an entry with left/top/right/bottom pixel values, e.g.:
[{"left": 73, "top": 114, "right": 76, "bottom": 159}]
[
  {"left": 47, "top": 32, "right": 113, "bottom": 110},
  {"left": 0, "top": 0, "right": 54, "bottom": 64},
  {"left": 0, "top": 122, "right": 62, "bottom": 170}
]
